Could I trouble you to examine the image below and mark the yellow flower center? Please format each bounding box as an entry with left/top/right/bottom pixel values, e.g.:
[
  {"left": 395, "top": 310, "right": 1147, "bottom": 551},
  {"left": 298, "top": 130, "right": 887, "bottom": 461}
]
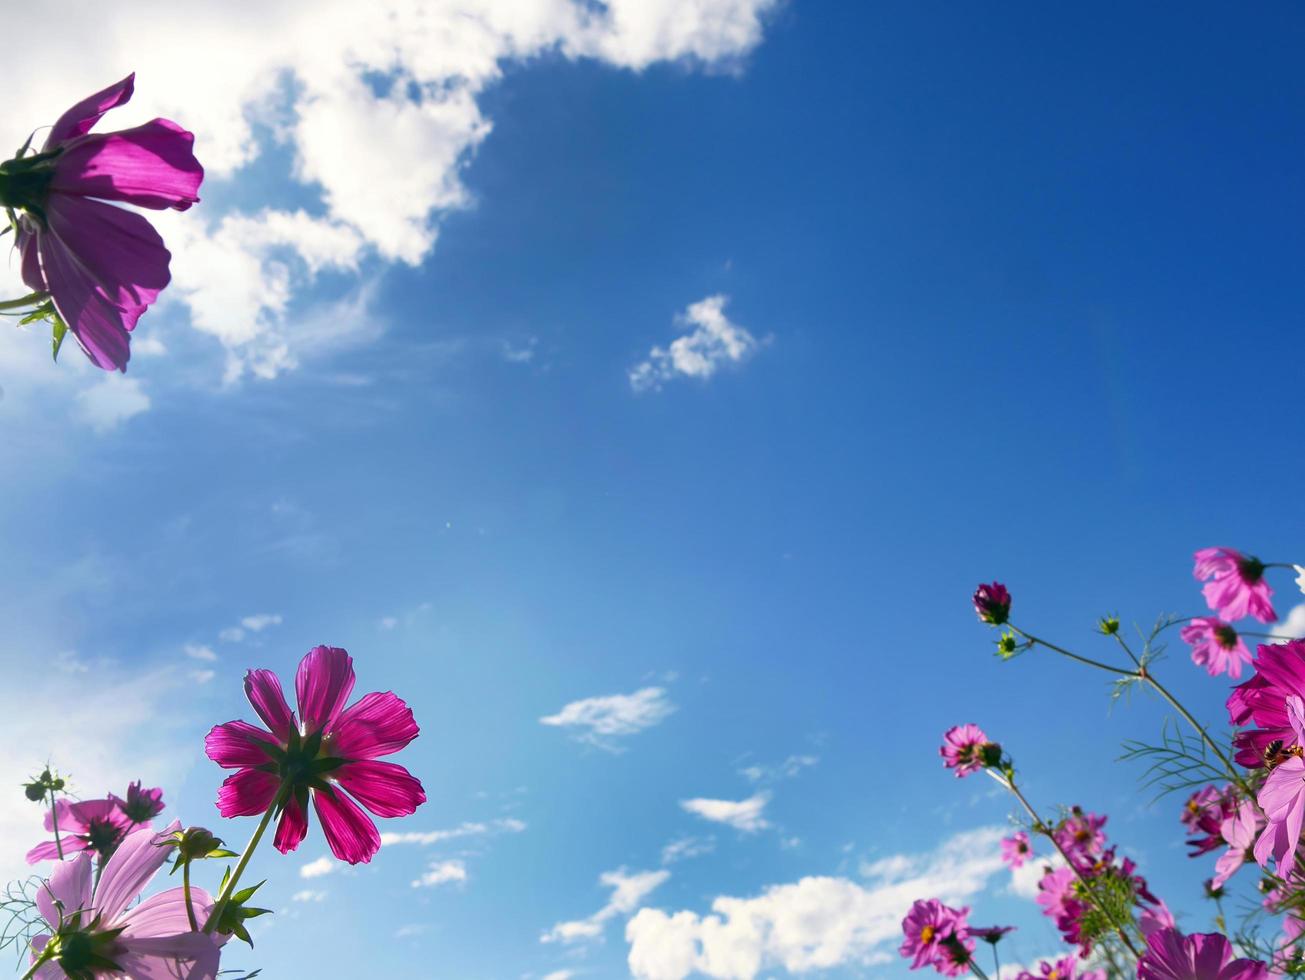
[{"left": 920, "top": 925, "right": 936, "bottom": 944}]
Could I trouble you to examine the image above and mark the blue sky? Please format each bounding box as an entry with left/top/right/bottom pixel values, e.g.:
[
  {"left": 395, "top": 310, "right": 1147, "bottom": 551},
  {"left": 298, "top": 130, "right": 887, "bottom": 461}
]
[{"left": 1, "top": 2, "right": 1303, "bottom": 977}]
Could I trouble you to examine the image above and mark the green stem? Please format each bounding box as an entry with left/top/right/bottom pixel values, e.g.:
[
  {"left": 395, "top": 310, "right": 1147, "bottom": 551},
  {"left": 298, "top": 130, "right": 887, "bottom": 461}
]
[
  {"left": 990, "top": 771, "right": 1143, "bottom": 960},
  {"left": 18, "top": 944, "right": 54, "bottom": 980},
  {"left": 967, "top": 954, "right": 991, "bottom": 980},
  {"left": 1010, "top": 625, "right": 1138, "bottom": 677},
  {"left": 1142, "top": 672, "right": 1254, "bottom": 798},
  {"left": 48, "top": 789, "right": 63, "bottom": 861},
  {"left": 202, "top": 791, "right": 284, "bottom": 935},
  {"left": 0, "top": 291, "right": 46, "bottom": 311},
  {"left": 183, "top": 860, "right": 198, "bottom": 932}
]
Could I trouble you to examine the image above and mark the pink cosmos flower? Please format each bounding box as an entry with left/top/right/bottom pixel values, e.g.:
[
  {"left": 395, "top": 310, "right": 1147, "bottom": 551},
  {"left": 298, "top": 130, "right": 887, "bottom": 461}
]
[
  {"left": 899, "top": 899, "right": 973, "bottom": 976},
  {"left": 114, "top": 781, "right": 165, "bottom": 824},
  {"left": 1014, "top": 955, "right": 1105, "bottom": 980},
  {"left": 28, "top": 822, "right": 220, "bottom": 979},
  {"left": 4, "top": 73, "right": 203, "bottom": 371},
  {"left": 26, "top": 798, "right": 134, "bottom": 864},
  {"left": 1181, "top": 618, "right": 1253, "bottom": 679},
  {"left": 940, "top": 724, "right": 998, "bottom": 777},
  {"left": 1054, "top": 808, "right": 1107, "bottom": 865},
  {"left": 973, "top": 582, "right": 1011, "bottom": 625},
  {"left": 1182, "top": 786, "right": 1236, "bottom": 856},
  {"left": 1212, "top": 799, "right": 1261, "bottom": 889},
  {"left": 1253, "top": 696, "right": 1305, "bottom": 871},
  {"left": 1228, "top": 641, "right": 1305, "bottom": 768},
  {"left": 1137, "top": 927, "right": 1268, "bottom": 980},
  {"left": 1193, "top": 548, "right": 1276, "bottom": 624},
  {"left": 1140, "top": 901, "right": 1177, "bottom": 938},
  {"left": 1001, "top": 831, "right": 1032, "bottom": 869},
  {"left": 1035, "top": 866, "right": 1076, "bottom": 922},
  {"left": 205, "top": 645, "right": 426, "bottom": 865}
]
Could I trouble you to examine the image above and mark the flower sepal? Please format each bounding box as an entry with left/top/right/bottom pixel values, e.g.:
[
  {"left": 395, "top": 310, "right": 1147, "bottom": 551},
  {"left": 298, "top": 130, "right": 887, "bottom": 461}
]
[{"left": 211, "top": 873, "right": 271, "bottom": 948}]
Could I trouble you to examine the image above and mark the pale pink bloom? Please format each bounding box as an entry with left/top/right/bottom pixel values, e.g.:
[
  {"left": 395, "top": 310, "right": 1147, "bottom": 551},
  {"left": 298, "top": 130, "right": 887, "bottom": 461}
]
[
  {"left": 26, "top": 798, "right": 133, "bottom": 864},
  {"left": 1014, "top": 955, "right": 1105, "bottom": 980},
  {"left": 939, "top": 724, "right": 996, "bottom": 777},
  {"left": 206, "top": 646, "right": 426, "bottom": 864},
  {"left": 1193, "top": 548, "right": 1276, "bottom": 624},
  {"left": 1254, "top": 696, "right": 1305, "bottom": 871},
  {"left": 1137, "top": 927, "right": 1268, "bottom": 980},
  {"left": 1140, "top": 901, "right": 1177, "bottom": 937},
  {"left": 1212, "top": 799, "right": 1262, "bottom": 889},
  {"left": 28, "top": 822, "right": 220, "bottom": 979},
  {"left": 1181, "top": 618, "right": 1253, "bottom": 679},
  {"left": 1000, "top": 831, "right": 1032, "bottom": 869}
]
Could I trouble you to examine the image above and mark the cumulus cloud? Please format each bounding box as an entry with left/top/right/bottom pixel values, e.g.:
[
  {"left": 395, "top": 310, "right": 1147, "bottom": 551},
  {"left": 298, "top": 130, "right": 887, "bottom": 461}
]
[
  {"left": 628, "top": 295, "right": 761, "bottom": 392},
  {"left": 1271, "top": 603, "right": 1305, "bottom": 642},
  {"left": 625, "top": 827, "right": 1007, "bottom": 980},
  {"left": 300, "top": 857, "right": 337, "bottom": 879},
  {"left": 1, "top": 1, "right": 779, "bottom": 384},
  {"left": 543, "top": 868, "right": 670, "bottom": 945},
  {"left": 412, "top": 859, "right": 469, "bottom": 889},
  {"left": 72, "top": 376, "right": 151, "bottom": 433},
  {"left": 541, "top": 687, "right": 675, "bottom": 750},
  {"left": 680, "top": 792, "right": 770, "bottom": 833}
]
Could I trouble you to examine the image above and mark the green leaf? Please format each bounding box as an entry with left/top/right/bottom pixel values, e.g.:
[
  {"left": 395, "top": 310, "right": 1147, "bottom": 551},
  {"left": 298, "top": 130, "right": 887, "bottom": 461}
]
[{"left": 51, "top": 314, "right": 67, "bottom": 362}]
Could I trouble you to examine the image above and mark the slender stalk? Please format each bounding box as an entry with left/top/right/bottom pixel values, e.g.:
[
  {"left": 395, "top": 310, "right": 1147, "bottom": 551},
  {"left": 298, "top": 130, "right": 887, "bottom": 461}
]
[
  {"left": 19, "top": 945, "right": 53, "bottom": 980},
  {"left": 47, "top": 789, "right": 63, "bottom": 861},
  {"left": 969, "top": 960, "right": 991, "bottom": 980},
  {"left": 989, "top": 771, "right": 1143, "bottom": 959},
  {"left": 183, "top": 860, "right": 199, "bottom": 932},
  {"left": 990, "top": 942, "right": 1000, "bottom": 980},
  {"left": 0, "top": 291, "right": 46, "bottom": 311},
  {"left": 202, "top": 792, "right": 283, "bottom": 935},
  {"left": 1009, "top": 625, "right": 1138, "bottom": 678}
]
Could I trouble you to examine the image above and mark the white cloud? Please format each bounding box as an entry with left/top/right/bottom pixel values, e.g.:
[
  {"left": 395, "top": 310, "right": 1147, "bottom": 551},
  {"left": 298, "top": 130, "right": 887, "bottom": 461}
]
[
  {"left": 395, "top": 923, "right": 431, "bottom": 939},
  {"left": 543, "top": 868, "right": 670, "bottom": 945},
  {"left": 380, "top": 817, "right": 527, "bottom": 847},
  {"left": 241, "top": 613, "right": 283, "bottom": 632},
  {"left": 379, "top": 616, "right": 399, "bottom": 631},
  {"left": 738, "top": 755, "right": 818, "bottom": 784},
  {"left": 218, "top": 627, "right": 245, "bottom": 643},
  {"left": 291, "top": 889, "right": 328, "bottom": 903},
  {"left": 541, "top": 687, "right": 675, "bottom": 749},
  {"left": 542, "top": 972, "right": 576, "bottom": 980},
  {"left": 300, "top": 857, "right": 337, "bottom": 879},
  {"left": 1271, "top": 603, "right": 1305, "bottom": 642},
  {"left": 625, "top": 827, "right": 1007, "bottom": 980},
  {"left": 412, "top": 859, "right": 469, "bottom": 889},
  {"left": 0, "top": 1, "right": 779, "bottom": 384},
  {"left": 1006, "top": 854, "right": 1065, "bottom": 899},
  {"left": 628, "top": 295, "right": 761, "bottom": 392},
  {"left": 184, "top": 644, "right": 218, "bottom": 662},
  {"left": 680, "top": 792, "right": 770, "bottom": 833},
  {"left": 661, "top": 836, "right": 716, "bottom": 865},
  {"left": 73, "top": 376, "right": 151, "bottom": 433},
  {"left": 190, "top": 669, "right": 216, "bottom": 684}
]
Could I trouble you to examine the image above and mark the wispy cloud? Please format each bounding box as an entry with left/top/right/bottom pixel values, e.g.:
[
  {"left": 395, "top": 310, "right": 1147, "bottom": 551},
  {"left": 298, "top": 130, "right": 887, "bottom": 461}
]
[
  {"left": 219, "top": 612, "right": 284, "bottom": 643},
  {"left": 680, "top": 792, "right": 770, "bottom": 833},
  {"left": 661, "top": 836, "right": 716, "bottom": 865},
  {"left": 738, "top": 755, "right": 818, "bottom": 784},
  {"left": 299, "top": 857, "right": 337, "bottom": 880},
  {"left": 628, "top": 295, "right": 762, "bottom": 393},
  {"left": 412, "top": 859, "right": 468, "bottom": 889},
  {"left": 184, "top": 644, "right": 218, "bottom": 662},
  {"left": 540, "top": 687, "right": 674, "bottom": 751},
  {"left": 380, "top": 817, "right": 526, "bottom": 847},
  {"left": 291, "top": 889, "right": 328, "bottom": 903},
  {"left": 543, "top": 869, "right": 670, "bottom": 945}
]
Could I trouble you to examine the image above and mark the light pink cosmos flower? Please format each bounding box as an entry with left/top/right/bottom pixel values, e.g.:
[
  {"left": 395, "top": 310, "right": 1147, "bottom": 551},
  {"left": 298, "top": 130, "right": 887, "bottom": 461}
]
[
  {"left": 26, "top": 798, "right": 134, "bottom": 864},
  {"left": 1193, "top": 548, "right": 1276, "bottom": 624},
  {"left": 205, "top": 645, "right": 426, "bottom": 865},
  {"left": 1137, "top": 927, "right": 1268, "bottom": 980},
  {"left": 899, "top": 899, "right": 973, "bottom": 976},
  {"left": 1000, "top": 831, "right": 1032, "bottom": 869},
  {"left": 940, "top": 724, "right": 997, "bottom": 777},
  {"left": 1140, "top": 900, "right": 1177, "bottom": 937},
  {"left": 5, "top": 73, "right": 203, "bottom": 371},
  {"left": 28, "top": 822, "right": 220, "bottom": 979},
  {"left": 1227, "top": 641, "right": 1305, "bottom": 768},
  {"left": 1014, "top": 955, "right": 1105, "bottom": 980},
  {"left": 1181, "top": 618, "right": 1253, "bottom": 679},
  {"left": 1212, "top": 799, "right": 1262, "bottom": 889},
  {"left": 1253, "top": 695, "right": 1305, "bottom": 871}
]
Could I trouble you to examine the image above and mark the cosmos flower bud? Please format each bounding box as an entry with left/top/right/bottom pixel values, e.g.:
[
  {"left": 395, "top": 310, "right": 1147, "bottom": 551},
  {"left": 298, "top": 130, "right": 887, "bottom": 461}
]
[
  {"left": 1096, "top": 615, "right": 1120, "bottom": 635},
  {"left": 23, "top": 767, "right": 65, "bottom": 802},
  {"left": 995, "top": 631, "right": 1019, "bottom": 659},
  {"left": 972, "top": 583, "right": 1011, "bottom": 625}
]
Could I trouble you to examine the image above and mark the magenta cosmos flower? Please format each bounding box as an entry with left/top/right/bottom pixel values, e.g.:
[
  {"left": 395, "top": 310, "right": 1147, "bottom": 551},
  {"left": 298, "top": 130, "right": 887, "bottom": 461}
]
[
  {"left": 206, "top": 645, "right": 426, "bottom": 865},
  {"left": 1000, "top": 831, "right": 1032, "bottom": 869},
  {"left": 1227, "top": 640, "right": 1305, "bottom": 768},
  {"left": 940, "top": 724, "right": 999, "bottom": 777},
  {"left": 1193, "top": 548, "right": 1276, "bottom": 624},
  {"left": 27, "top": 798, "right": 134, "bottom": 864},
  {"left": 28, "top": 821, "right": 220, "bottom": 979},
  {"left": 1, "top": 73, "right": 202, "bottom": 371},
  {"left": 1254, "top": 696, "right": 1305, "bottom": 871},
  {"left": 1182, "top": 618, "right": 1253, "bottom": 679},
  {"left": 114, "top": 781, "right": 165, "bottom": 823},
  {"left": 1137, "top": 927, "right": 1268, "bottom": 980},
  {"left": 972, "top": 582, "right": 1011, "bottom": 625},
  {"left": 899, "top": 899, "right": 973, "bottom": 976},
  {"left": 1015, "top": 955, "right": 1105, "bottom": 980}
]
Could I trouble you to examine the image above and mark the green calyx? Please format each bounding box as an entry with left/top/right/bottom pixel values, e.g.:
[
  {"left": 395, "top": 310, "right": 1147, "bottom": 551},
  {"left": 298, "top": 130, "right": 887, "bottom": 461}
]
[
  {"left": 44, "top": 915, "right": 126, "bottom": 978},
  {"left": 257, "top": 727, "right": 347, "bottom": 795},
  {"left": 23, "top": 767, "right": 64, "bottom": 802},
  {"left": 212, "top": 874, "right": 272, "bottom": 947},
  {"left": 0, "top": 148, "right": 62, "bottom": 220},
  {"left": 162, "top": 826, "right": 238, "bottom": 873}
]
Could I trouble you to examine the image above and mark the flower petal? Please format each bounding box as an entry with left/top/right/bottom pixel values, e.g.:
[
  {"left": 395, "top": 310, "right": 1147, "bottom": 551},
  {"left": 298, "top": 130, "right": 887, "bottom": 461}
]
[
  {"left": 34, "top": 852, "right": 93, "bottom": 927},
  {"left": 45, "top": 74, "right": 135, "bottom": 148},
  {"left": 120, "top": 885, "right": 215, "bottom": 939},
  {"left": 244, "top": 669, "right": 295, "bottom": 742},
  {"left": 52, "top": 119, "right": 204, "bottom": 211},
  {"left": 205, "top": 720, "right": 279, "bottom": 769},
  {"left": 313, "top": 786, "right": 380, "bottom": 865},
  {"left": 273, "top": 793, "right": 309, "bottom": 854},
  {"left": 334, "top": 760, "right": 426, "bottom": 818},
  {"left": 16, "top": 219, "right": 45, "bottom": 293},
  {"left": 329, "top": 691, "right": 419, "bottom": 760},
  {"left": 115, "top": 932, "right": 222, "bottom": 980},
  {"left": 95, "top": 821, "right": 182, "bottom": 924},
  {"left": 25, "top": 837, "right": 90, "bottom": 865},
  {"left": 296, "top": 646, "right": 355, "bottom": 733},
  {"left": 216, "top": 768, "right": 280, "bottom": 818}
]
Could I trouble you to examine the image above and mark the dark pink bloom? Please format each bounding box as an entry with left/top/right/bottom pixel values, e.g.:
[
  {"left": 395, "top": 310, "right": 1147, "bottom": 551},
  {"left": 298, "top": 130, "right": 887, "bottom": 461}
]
[
  {"left": 113, "top": 781, "right": 165, "bottom": 824},
  {"left": 1137, "top": 927, "right": 1268, "bottom": 980},
  {"left": 1253, "top": 697, "right": 1305, "bottom": 871},
  {"left": 899, "top": 899, "right": 973, "bottom": 976},
  {"left": 205, "top": 645, "right": 426, "bottom": 865},
  {"left": 27, "top": 822, "right": 221, "bottom": 979},
  {"left": 1054, "top": 808, "right": 1107, "bottom": 865},
  {"left": 1194, "top": 548, "right": 1276, "bottom": 624},
  {"left": 1182, "top": 618, "right": 1253, "bottom": 679},
  {"left": 1228, "top": 641, "right": 1305, "bottom": 768},
  {"left": 1182, "top": 787, "right": 1236, "bottom": 856},
  {"left": 972, "top": 583, "right": 1011, "bottom": 625},
  {"left": 26, "top": 798, "right": 134, "bottom": 864},
  {"left": 940, "top": 724, "right": 998, "bottom": 777},
  {"left": 1000, "top": 831, "right": 1032, "bottom": 869},
  {"left": 1014, "top": 956, "right": 1105, "bottom": 980},
  {"left": 3, "top": 73, "right": 202, "bottom": 371},
  {"left": 1212, "top": 799, "right": 1261, "bottom": 889},
  {"left": 969, "top": 925, "right": 1014, "bottom": 944}
]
